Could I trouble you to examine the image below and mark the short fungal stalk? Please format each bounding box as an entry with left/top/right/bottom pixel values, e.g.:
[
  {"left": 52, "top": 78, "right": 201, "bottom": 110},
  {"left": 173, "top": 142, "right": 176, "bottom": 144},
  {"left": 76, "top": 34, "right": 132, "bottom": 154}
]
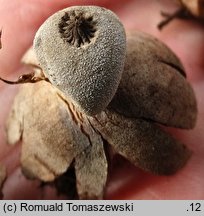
[{"left": 0, "top": 72, "right": 48, "bottom": 84}]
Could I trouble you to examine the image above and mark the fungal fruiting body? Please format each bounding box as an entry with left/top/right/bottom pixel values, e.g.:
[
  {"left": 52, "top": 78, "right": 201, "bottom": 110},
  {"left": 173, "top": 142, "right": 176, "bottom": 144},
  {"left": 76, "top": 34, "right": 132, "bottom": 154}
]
[
  {"left": 6, "top": 29, "right": 197, "bottom": 199},
  {"left": 158, "top": 0, "right": 204, "bottom": 30},
  {"left": 34, "top": 6, "right": 126, "bottom": 116},
  {"left": 180, "top": 0, "right": 204, "bottom": 18}
]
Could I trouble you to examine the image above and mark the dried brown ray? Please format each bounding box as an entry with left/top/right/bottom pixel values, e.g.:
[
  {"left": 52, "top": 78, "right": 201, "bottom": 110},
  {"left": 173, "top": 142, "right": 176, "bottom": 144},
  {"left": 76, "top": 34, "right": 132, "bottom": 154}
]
[{"left": 109, "top": 31, "right": 197, "bottom": 129}]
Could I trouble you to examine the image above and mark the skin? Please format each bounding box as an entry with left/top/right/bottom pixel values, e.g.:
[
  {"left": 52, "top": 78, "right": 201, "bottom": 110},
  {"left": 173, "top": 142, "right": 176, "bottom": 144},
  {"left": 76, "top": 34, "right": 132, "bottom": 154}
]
[{"left": 0, "top": 0, "right": 203, "bottom": 199}]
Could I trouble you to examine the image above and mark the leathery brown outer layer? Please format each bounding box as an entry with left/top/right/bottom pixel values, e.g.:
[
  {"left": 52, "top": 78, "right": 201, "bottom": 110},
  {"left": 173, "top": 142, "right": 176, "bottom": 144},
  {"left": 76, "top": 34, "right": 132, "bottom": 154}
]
[{"left": 5, "top": 31, "right": 197, "bottom": 199}]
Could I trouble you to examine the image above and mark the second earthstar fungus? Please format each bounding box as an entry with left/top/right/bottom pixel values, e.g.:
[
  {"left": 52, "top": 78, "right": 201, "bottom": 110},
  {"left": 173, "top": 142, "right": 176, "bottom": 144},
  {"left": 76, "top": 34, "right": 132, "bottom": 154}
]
[{"left": 158, "top": 0, "right": 204, "bottom": 30}]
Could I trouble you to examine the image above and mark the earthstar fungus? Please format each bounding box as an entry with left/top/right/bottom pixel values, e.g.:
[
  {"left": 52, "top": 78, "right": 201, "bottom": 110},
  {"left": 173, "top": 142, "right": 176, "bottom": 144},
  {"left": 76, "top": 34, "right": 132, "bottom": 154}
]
[
  {"left": 158, "top": 0, "right": 204, "bottom": 30},
  {"left": 3, "top": 6, "right": 197, "bottom": 199},
  {"left": 180, "top": 0, "right": 204, "bottom": 19}
]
